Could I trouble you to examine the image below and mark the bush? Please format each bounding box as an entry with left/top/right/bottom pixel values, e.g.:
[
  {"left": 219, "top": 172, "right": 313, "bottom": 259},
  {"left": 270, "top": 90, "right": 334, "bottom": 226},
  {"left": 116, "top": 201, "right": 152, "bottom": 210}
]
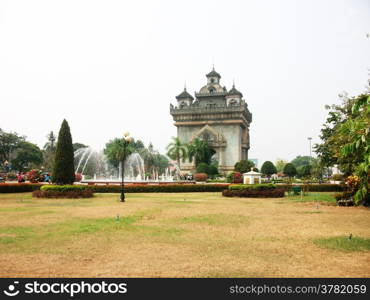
[
  {"left": 332, "top": 174, "right": 344, "bottom": 181},
  {"left": 334, "top": 192, "right": 355, "bottom": 206},
  {"left": 26, "top": 169, "right": 43, "bottom": 183},
  {"left": 194, "top": 173, "right": 207, "bottom": 182},
  {"left": 5, "top": 172, "right": 18, "bottom": 181},
  {"left": 226, "top": 172, "right": 243, "bottom": 183},
  {"left": 222, "top": 188, "right": 285, "bottom": 198},
  {"left": 0, "top": 183, "right": 42, "bottom": 193},
  {"left": 206, "top": 178, "right": 226, "bottom": 183},
  {"left": 33, "top": 189, "right": 93, "bottom": 198},
  {"left": 208, "top": 165, "right": 219, "bottom": 176},
  {"left": 229, "top": 183, "right": 276, "bottom": 191},
  {"left": 196, "top": 163, "right": 209, "bottom": 174}
]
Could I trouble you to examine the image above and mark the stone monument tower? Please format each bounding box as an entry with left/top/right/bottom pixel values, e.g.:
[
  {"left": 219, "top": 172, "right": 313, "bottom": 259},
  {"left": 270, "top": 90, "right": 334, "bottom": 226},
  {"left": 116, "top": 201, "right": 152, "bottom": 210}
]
[{"left": 170, "top": 68, "right": 252, "bottom": 174}]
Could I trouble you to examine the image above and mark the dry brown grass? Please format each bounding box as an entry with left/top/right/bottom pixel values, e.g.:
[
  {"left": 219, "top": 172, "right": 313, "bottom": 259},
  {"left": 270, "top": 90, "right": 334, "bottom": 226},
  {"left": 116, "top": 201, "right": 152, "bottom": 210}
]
[{"left": 0, "top": 192, "right": 369, "bottom": 277}]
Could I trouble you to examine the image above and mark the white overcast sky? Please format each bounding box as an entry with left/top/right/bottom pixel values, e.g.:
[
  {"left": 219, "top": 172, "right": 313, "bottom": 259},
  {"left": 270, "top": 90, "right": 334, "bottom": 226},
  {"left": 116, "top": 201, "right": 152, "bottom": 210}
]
[{"left": 0, "top": 0, "right": 369, "bottom": 166}]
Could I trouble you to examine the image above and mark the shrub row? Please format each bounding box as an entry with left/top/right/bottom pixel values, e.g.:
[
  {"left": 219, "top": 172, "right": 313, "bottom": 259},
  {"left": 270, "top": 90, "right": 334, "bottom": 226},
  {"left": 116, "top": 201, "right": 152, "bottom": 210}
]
[
  {"left": 229, "top": 183, "right": 276, "bottom": 191},
  {"left": 276, "top": 184, "right": 345, "bottom": 192},
  {"left": 40, "top": 185, "right": 86, "bottom": 192},
  {"left": 223, "top": 188, "right": 285, "bottom": 198},
  {"left": 0, "top": 183, "right": 344, "bottom": 194},
  {"left": 41, "top": 184, "right": 230, "bottom": 193},
  {"left": 0, "top": 183, "right": 42, "bottom": 193},
  {"left": 32, "top": 190, "right": 93, "bottom": 198}
]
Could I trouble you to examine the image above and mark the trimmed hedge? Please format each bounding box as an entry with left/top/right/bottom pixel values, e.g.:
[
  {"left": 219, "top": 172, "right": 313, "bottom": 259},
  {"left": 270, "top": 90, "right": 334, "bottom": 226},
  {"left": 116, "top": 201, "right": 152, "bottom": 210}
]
[
  {"left": 39, "top": 184, "right": 230, "bottom": 193},
  {"left": 229, "top": 183, "right": 276, "bottom": 191},
  {"left": 41, "top": 185, "right": 86, "bottom": 192},
  {"left": 223, "top": 188, "right": 285, "bottom": 198},
  {"left": 33, "top": 190, "right": 93, "bottom": 198},
  {"left": 85, "top": 184, "right": 230, "bottom": 193},
  {"left": 0, "top": 183, "right": 344, "bottom": 194},
  {"left": 0, "top": 183, "right": 42, "bottom": 193},
  {"left": 277, "top": 184, "right": 345, "bottom": 192}
]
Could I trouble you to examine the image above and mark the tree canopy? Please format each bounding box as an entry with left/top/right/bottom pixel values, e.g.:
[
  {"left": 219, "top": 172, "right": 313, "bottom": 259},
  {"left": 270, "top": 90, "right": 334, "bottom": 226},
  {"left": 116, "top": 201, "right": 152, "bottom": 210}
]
[
  {"left": 234, "top": 160, "right": 255, "bottom": 173},
  {"left": 291, "top": 156, "right": 313, "bottom": 168},
  {"left": 261, "top": 161, "right": 277, "bottom": 177},
  {"left": 315, "top": 89, "right": 369, "bottom": 204},
  {"left": 275, "top": 158, "right": 288, "bottom": 172},
  {"left": 187, "top": 138, "right": 214, "bottom": 166},
  {"left": 0, "top": 129, "right": 25, "bottom": 164},
  {"left": 283, "top": 163, "right": 297, "bottom": 178},
  {"left": 12, "top": 141, "right": 43, "bottom": 171},
  {"left": 166, "top": 137, "right": 187, "bottom": 169}
]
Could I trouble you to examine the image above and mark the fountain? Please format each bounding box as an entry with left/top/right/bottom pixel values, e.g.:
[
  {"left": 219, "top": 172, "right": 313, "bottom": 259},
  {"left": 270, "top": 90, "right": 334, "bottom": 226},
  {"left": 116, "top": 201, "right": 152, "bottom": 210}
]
[{"left": 74, "top": 147, "right": 185, "bottom": 184}]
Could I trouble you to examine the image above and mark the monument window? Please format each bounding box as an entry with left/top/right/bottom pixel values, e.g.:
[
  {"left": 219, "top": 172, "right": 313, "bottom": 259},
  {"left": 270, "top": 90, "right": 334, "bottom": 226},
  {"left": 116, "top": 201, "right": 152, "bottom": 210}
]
[
  {"left": 209, "top": 88, "right": 215, "bottom": 93},
  {"left": 210, "top": 78, "right": 215, "bottom": 83}
]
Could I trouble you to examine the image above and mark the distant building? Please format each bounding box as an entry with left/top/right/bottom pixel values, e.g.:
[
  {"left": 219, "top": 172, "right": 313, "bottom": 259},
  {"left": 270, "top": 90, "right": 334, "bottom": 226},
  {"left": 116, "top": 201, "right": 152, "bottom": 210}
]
[
  {"left": 249, "top": 158, "right": 258, "bottom": 169},
  {"left": 170, "top": 68, "right": 252, "bottom": 174}
]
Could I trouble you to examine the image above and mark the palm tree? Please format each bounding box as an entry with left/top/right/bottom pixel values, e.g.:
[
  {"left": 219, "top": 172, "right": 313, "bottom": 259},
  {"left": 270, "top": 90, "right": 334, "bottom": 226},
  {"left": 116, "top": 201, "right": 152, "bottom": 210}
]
[
  {"left": 166, "top": 137, "right": 187, "bottom": 170},
  {"left": 187, "top": 138, "right": 214, "bottom": 167},
  {"left": 43, "top": 131, "right": 56, "bottom": 151}
]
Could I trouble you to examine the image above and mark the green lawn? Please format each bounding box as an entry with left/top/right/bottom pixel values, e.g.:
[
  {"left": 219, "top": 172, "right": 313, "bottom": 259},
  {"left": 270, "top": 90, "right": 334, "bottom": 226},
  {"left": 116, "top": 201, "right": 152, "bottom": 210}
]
[{"left": 0, "top": 192, "right": 369, "bottom": 277}]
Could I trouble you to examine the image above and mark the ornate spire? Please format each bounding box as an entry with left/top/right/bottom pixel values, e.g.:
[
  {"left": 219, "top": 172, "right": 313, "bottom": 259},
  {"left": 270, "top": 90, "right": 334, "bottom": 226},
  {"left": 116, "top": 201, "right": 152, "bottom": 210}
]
[
  {"left": 206, "top": 67, "right": 221, "bottom": 78},
  {"left": 176, "top": 86, "right": 194, "bottom": 100},
  {"left": 228, "top": 82, "right": 243, "bottom": 97}
]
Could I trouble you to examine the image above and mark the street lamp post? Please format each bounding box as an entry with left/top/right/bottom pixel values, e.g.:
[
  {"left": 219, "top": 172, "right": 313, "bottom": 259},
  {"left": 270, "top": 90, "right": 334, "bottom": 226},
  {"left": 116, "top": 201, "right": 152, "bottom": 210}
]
[
  {"left": 308, "top": 137, "right": 312, "bottom": 161},
  {"left": 120, "top": 132, "right": 132, "bottom": 203}
]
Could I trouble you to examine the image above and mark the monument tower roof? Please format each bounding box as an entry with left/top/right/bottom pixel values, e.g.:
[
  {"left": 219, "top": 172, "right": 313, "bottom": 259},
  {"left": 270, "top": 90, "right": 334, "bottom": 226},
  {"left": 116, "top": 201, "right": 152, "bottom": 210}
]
[
  {"left": 206, "top": 67, "right": 221, "bottom": 78},
  {"left": 228, "top": 84, "right": 243, "bottom": 97},
  {"left": 176, "top": 88, "right": 194, "bottom": 100}
]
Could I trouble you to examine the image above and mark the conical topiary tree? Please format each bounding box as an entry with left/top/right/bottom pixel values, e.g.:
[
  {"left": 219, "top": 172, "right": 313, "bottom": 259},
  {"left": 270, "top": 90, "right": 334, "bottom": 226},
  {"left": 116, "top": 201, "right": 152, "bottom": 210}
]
[{"left": 53, "top": 119, "right": 75, "bottom": 184}]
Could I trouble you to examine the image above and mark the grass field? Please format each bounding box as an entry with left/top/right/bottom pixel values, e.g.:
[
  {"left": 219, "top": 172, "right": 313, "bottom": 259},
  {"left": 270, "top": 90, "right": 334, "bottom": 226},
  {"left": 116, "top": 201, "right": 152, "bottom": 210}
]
[{"left": 0, "top": 192, "right": 369, "bottom": 277}]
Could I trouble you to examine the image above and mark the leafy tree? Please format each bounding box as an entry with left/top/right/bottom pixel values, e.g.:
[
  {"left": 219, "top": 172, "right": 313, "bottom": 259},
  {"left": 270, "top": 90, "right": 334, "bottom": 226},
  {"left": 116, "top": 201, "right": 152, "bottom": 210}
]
[
  {"left": 53, "top": 119, "right": 75, "bottom": 184},
  {"left": 275, "top": 158, "right": 288, "bottom": 172},
  {"left": 166, "top": 137, "right": 187, "bottom": 170},
  {"left": 187, "top": 138, "right": 214, "bottom": 166},
  {"left": 0, "top": 129, "right": 24, "bottom": 163},
  {"left": 196, "top": 162, "right": 209, "bottom": 174},
  {"left": 234, "top": 160, "right": 255, "bottom": 173},
  {"left": 283, "top": 163, "right": 297, "bottom": 178},
  {"left": 73, "top": 143, "right": 88, "bottom": 152},
  {"left": 104, "top": 138, "right": 134, "bottom": 169},
  {"left": 152, "top": 153, "right": 169, "bottom": 174},
  {"left": 337, "top": 94, "right": 369, "bottom": 204},
  {"left": 12, "top": 141, "right": 43, "bottom": 171},
  {"left": 131, "top": 139, "right": 145, "bottom": 152},
  {"left": 314, "top": 92, "right": 359, "bottom": 175},
  {"left": 315, "top": 84, "right": 369, "bottom": 204},
  {"left": 291, "top": 156, "right": 313, "bottom": 168},
  {"left": 261, "top": 161, "right": 277, "bottom": 178},
  {"left": 298, "top": 165, "right": 312, "bottom": 178},
  {"left": 43, "top": 131, "right": 57, "bottom": 152},
  {"left": 208, "top": 164, "right": 219, "bottom": 176}
]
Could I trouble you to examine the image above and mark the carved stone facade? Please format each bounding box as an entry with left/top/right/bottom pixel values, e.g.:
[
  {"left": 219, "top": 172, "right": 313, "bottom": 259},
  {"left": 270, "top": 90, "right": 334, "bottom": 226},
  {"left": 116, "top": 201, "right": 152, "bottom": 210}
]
[{"left": 170, "top": 68, "right": 252, "bottom": 174}]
